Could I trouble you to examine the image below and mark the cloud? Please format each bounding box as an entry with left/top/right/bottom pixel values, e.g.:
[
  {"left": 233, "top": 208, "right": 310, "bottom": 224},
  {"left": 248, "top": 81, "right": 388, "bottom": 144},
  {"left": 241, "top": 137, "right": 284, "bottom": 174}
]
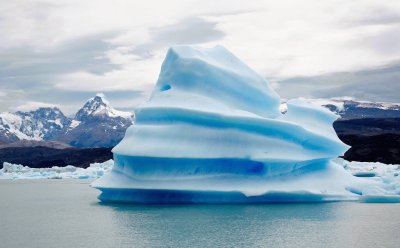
[
  {"left": 12, "top": 101, "right": 60, "bottom": 112},
  {"left": 203, "top": 1, "right": 400, "bottom": 79},
  {"left": 277, "top": 61, "right": 400, "bottom": 102},
  {"left": 53, "top": 16, "right": 224, "bottom": 93},
  {"left": 342, "top": 3, "right": 400, "bottom": 26},
  {"left": 361, "top": 26, "right": 400, "bottom": 55},
  {"left": 130, "top": 17, "right": 224, "bottom": 59},
  {"left": 0, "top": 32, "right": 120, "bottom": 94},
  {"left": 0, "top": 89, "right": 38, "bottom": 113},
  {"left": 0, "top": 91, "right": 7, "bottom": 99},
  {"left": 54, "top": 53, "right": 160, "bottom": 92},
  {"left": 0, "top": 0, "right": 400, "bottom": 114}
]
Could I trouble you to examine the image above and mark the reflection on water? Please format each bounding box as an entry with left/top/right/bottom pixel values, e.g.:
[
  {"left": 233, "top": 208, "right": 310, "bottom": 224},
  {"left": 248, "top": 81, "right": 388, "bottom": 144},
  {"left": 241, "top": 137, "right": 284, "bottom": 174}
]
[
  {"left": 0, "top": 180, "right": 399, "bottom": 248},
  {"left": 103, "top": 203, "right": 340, "bottom": 248},
  {"left": 102, "top": 202, "right": 400, "bottom": 248}
]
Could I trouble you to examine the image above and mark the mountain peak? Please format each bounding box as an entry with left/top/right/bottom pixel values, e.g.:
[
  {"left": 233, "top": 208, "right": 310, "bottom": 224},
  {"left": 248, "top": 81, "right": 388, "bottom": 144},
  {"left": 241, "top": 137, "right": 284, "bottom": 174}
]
[
  {"left": 0, "top": 105, "right": 70, "bottom": 142},
  {"left": 75, "top": 93, "right": 132, "bottom": 121},
  {"left": 93, "top": 92, "right": 110, "bottom": 105},
  {"left": 95, "top": 92, "right": 106, "bottom": 98},
  {"left": 0, "top": 94, "right": 134, "bottom": 147},
  {"left": 16, "top": 106, "right": 64, "bottom": 118}
]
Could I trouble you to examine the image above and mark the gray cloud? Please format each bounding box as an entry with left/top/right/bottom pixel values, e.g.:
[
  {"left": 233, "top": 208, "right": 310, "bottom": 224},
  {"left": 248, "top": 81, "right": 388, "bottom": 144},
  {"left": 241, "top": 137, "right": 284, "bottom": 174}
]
[
  {"left": 0, "top": 32, "right": 120, "bottom": 90},
  {"left": 0, "top": 16, "right": 225, "bottom": 115},
  {"left": 0, "top": 34, "right": 118, "bottom": 102},
  {"left": 277, "top": 61, "right": 400, "bottom": 102},
  {"left": 1, "top": 0, "right": 400, "bottom": 115},
  {"left": 363, "top": 26, "right": 400, "bottom": 55},
  {"left": 0, "top": 32, "right": 128, "bottom": 114},
  {"left": 132, "top": 17, "right": 224, "bottom": 59},
  {"left": 352, "top": 6, "right": 400, "bottom": 26}
]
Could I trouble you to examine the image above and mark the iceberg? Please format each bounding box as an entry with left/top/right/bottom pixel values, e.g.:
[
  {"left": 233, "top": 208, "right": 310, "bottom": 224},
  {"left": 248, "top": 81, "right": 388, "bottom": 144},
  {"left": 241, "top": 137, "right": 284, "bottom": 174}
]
[
  {"left": 0, "top": 160, "right": 114, "bottom": 179},
  {"left": 92, "top": 45, "right": 398, "bottom": 203}
]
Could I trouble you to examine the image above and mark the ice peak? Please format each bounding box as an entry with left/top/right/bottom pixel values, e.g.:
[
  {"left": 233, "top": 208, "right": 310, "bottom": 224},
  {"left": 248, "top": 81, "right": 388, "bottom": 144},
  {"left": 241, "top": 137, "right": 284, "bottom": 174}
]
[{"left": 151, "top": 45, "right": 281, "bottom": 118}]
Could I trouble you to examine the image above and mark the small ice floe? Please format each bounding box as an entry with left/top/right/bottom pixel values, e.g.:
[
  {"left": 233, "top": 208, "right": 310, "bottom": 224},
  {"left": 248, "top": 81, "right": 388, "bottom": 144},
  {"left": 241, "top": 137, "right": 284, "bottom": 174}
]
[{"left": 0, "top": 160, "right": 114, "bottom": 180}]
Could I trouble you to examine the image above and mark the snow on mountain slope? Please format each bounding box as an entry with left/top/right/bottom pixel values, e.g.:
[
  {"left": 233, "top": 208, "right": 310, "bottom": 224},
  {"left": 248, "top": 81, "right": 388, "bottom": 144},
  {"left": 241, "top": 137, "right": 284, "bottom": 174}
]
[
  {"left": 0, "top": 113, "right": 31, "bottom": 141},
  {"left": 75, "top": 93, "right": 132, "bottom": 121},
  {"left": 304, "top": 98, "right": 400, "bottom": 119},
  {"left": 0, "top": 94, "right": 134, "bottom": 148},
  {"left": 0, "top": 107, "right": 70, "bottom": 143},
  {"left": 56, "top": 93, "right": 134, "bottom": 148}
]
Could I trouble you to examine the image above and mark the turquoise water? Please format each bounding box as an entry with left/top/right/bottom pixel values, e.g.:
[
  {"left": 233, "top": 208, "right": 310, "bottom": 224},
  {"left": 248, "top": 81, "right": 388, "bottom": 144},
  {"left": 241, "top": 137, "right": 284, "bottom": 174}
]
[{"left": 0, "top": 180, "right": 399, "bottom": 248}]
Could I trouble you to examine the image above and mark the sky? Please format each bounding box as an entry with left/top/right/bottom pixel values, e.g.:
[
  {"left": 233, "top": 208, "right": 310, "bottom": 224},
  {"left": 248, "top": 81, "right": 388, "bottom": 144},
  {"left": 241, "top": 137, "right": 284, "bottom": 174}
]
[{"left": 0, "top": 0, "right": 400, "bottom": 115}]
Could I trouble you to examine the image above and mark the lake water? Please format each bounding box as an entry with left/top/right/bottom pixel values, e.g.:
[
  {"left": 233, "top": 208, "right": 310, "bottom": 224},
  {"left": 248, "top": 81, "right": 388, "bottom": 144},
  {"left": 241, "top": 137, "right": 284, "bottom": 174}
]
[{"left": 0, "top": 180, "right": 399, "bottom": 248}]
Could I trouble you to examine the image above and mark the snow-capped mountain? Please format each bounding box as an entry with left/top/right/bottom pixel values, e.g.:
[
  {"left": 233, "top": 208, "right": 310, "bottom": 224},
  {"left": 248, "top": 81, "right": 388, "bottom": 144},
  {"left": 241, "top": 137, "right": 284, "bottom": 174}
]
[
  {"left": 1, "top": 94, "right": 399, "bottom": 148},
  {"left": 297, "top": 98, "right": 400, "bottom": 119},
  {"left": 0, "top": 94, "right": 134, "bottom": 148},
  {"left": 0, "top": 107, "right": 70, "bottom": 144},
  {"left": 75, "top": 93, "right": 132, "bottom": 121},
  {"left": 58, "top": 94, "right": 134, "bottom": 147}
]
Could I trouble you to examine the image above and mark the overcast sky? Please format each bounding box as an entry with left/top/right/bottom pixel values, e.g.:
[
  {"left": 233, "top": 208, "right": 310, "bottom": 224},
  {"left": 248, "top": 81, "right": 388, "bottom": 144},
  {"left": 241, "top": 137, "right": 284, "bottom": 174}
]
[{"left": 1, "top": 0, "right": 400, "bottom": 115}]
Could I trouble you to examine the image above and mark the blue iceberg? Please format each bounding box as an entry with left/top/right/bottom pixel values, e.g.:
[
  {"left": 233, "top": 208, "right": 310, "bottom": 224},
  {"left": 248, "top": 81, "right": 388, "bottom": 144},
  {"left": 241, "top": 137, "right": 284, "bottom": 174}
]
[{"left": 92, "top": 45, "right": 381, "bottom": 203}]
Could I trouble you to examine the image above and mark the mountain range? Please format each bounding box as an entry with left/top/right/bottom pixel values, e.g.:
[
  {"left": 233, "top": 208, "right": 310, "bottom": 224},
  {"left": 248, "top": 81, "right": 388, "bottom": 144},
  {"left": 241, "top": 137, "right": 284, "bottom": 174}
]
[
  {"left": 305, "top": 97, "right": 400, "bottom": 119},
  {"left": 1, "top": 96, "right": 399, "bottom": 149},
  {"left": 0, "top": 96, "right": 399, "bottom": 166},
  {"left": 0, "top": 93, "right": 133, "bottom": 148}
]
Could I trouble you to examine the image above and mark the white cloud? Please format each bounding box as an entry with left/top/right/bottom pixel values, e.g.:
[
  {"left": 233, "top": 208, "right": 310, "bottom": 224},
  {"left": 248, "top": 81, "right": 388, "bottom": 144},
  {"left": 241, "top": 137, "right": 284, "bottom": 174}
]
[
  {"left": 11, "top": 101, "right": 59, "bottom": 112},
  {"left": 1, "top": 0, "right": 400, "bottom": 113},
  {"left": 0, "top": 91, "right": 7, "bottom": 99},
  {"left": 2, "top": 1, "right": 399, "bottom": 64},
  {"left": 54, "top": 49, "right": 164, "bottom": 92},
  {"left": 203, "top": 0, "right": 400, "bottom": 79}
]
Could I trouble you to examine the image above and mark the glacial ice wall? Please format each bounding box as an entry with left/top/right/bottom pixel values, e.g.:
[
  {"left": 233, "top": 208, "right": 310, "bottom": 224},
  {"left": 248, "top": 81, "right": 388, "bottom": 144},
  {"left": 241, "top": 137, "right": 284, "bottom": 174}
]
[{"left": 92, "top": 45, "right": 397, "bottom": 203}]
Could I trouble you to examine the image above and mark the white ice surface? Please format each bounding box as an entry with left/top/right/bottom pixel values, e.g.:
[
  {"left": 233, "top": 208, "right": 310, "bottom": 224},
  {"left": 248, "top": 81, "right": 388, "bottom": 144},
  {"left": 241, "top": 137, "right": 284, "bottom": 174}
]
[{"left": 0, "top": 160, "right": 113, "bottom": 179}]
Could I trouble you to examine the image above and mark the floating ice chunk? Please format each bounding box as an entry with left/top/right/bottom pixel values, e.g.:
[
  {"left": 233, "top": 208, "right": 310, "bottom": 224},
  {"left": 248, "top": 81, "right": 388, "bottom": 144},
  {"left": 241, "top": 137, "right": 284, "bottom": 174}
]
[
  {"left": 0, "top": 160, "right": 114, "bottom": 180},
  {"left": 341, "top": 159, "right": 400, "bottom": 198}
]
